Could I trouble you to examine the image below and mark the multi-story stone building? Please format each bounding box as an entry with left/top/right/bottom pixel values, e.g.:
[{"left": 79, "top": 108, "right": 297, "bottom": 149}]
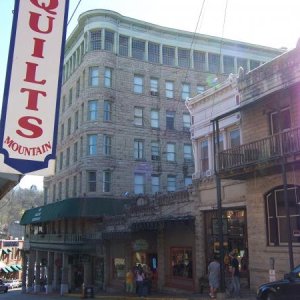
[
  {"left": 187, "top": 42, "right": 300, "bottom": 291},
  {"left": 20, "top": 9, "right": 284, "bottom": 295}
]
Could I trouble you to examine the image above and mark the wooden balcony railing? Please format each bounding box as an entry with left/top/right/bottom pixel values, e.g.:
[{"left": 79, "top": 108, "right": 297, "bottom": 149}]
[{"left": 218, "top": 127, "right": 300, "bottom": 172}]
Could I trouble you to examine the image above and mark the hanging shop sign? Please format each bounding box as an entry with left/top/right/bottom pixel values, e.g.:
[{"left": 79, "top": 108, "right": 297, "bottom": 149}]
[{"left": 0, "top": 0, "right": 69, "bottom": 175}]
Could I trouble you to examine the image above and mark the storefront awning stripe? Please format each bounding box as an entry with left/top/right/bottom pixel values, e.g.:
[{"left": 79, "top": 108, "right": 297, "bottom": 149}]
[
  {"left": 5, "top": 266, "right": 13, "bottom": 272},
  {"left": 16, "top": 264, "right": 22, "bottom": 270},
  {"left": 1, "top": 249, "right": 9, "bottom": 255},
  {"left": 1, "top": 268, "right": 8, "bottom": 273},
  {"left": 10, "top": 265, "right": 19, "bottom": 271}
]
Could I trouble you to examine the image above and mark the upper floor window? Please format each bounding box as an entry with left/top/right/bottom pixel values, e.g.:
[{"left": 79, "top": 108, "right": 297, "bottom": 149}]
[
  {"left": 134, "top": 140, "right": 144, "bottom": 160},
  {"left": 178, "top": 48, "right": 190, "bottom": 68},
  {"left": 87, "top": 171, "right": 97, "bottom": 192},
  {"left": 193, "top": 50, "right": 206, "bottom": 71},
  {"left": 66, "top": 147, "right": 70, "bottom": 167},
  {"left": 197, "top": 85, "right": 205, "bottom": 95},
  {"left": 134, "top": 75, "right": 144, "bottom": 94},
  {"left": 134, "top": 174, "right": 145, "bottom": 194},
  {"left": 229, "top": 128, "right": 240, "bottom": 147},
  {"left": 73, "top": 142, "right": 78, "bottom": 162},
  {"left": 181, "top": 83, "right": 190, "bottom": 101},
  {"left": 134, "top": 107, "right": 143, "bottom": 126},
  {"left": 165, "top": 81, "right": 174, "bottom": 99},
  {"left": 183, "top": 113, "right": 191, "bottom": 130},
  {"left": 62, "top": 95, "right": 66, "bottom": 113},
  {"left": 60, "top": 124, "right": 64, "bottom": 142},
  {"left": 103, "top": 170, "right": 111, "bottom": 192},
  {"left": 76, "top": 78, "right": 80, "bottom": 98},
  {"left": 162, "top": 46, "right": 175, "bottom": 66},
  {"left": 184, "top": 144, "right": 193, "bottom": 161},
  {"left": 88, "top": 100, "right": 98, "bottom": 121},
  {"left": 104, "top": 100, "right": 112, "bottom": 121},
  {"left": 90, "top": 30, "right": 101, "bottom": 51},
  {"left": 67, "top": 117, "right": 71, "bottom": 135},
  {"left": 148, "top": 42, "right": 160, "bottom": 63},
  {"left": 237, "top": 57, "right": 248, "bottom": 73},
  {"left": 74, "top": 111, "right": 79, "bottom": 130},
  {"left": 88, "top": 134, "right": 97, "bottom": 155},
  {"left": 104, "top": 67, "right": 112, "bottom": 88},
  {"left": 105, "top": 30, "right": 114, "bottom": 51},
  {"left": 68, "top": 88, "right": 73, "bottom": 106},
  {"left": 166, "top": 111, "right": 175, "bottom": 130},
  {"left": 119, "top": 35, "right": 129, "bottom": 57},
  {"left": 184, "top": 176, "right": 192, "bottom": 187},
  {"left": 132, "top": 39, "right": 145, "bottom": 61},
  {"left": 89, "top": 66, "right": 99, "bottom": 87},
  {"left": 151, "top": 110, "right": 159, "bottom": 128},
  {"left": 208, "top": 53, "right": 220, "bottom": 73},
  {"left": 103, "top": 135, "right": 112, "bottom": 156},
  {"left": 150, "top": 78, "right": 159, "bottom": 96},
  {"left": 167, "top": 143, "right": 176, "bottom": 162},
  {"left": 200, "top": 139, "right": 209, "bottom": 172},
  {"left": 223, "top": 55, "right": 235, "bottom": 74},
  {"left": 167, "top": 175, "right": 176, "bottom": 192},
  {"left": 73, "top": 175, "right": 77, "bottom": 197},
  {"left": 250, "top": 60, "right": 260, "bottom": 70},
  {"left": 270, "top": 107, "right": 291, "bottom": 134},
  {"left": 151, "top": 175, "right": 160, "bottom": 194},
  {"left": 151, "top": 141, "right": 160, "bottom": 161},
  {"left": 59, "top": 152, "right": 63, "bottom": 170}
]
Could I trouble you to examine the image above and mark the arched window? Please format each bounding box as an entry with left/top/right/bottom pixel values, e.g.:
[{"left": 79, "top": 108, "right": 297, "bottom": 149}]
[{"left": 266, "top": 185, "right": 300, "bottom": 246}]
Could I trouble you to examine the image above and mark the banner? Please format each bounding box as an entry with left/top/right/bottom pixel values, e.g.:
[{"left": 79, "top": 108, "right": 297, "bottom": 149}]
[{"left": 0, "top": 0, "right": 69, "bottom": 175}]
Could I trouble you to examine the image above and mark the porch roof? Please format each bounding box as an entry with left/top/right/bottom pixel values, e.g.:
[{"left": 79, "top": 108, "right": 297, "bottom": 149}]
[{"left": 20, "top": 197, "right": 131, "bottom": 225}]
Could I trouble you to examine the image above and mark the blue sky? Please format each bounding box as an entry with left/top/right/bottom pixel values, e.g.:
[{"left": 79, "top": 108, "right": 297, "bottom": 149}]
[{"left": 1, "top": 0, "right": 300, "bottom": 189}]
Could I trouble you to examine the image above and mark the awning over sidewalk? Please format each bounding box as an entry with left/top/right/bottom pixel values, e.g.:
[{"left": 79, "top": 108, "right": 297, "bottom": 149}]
[{"left": 20, "top": 197, "right": 132, "bottom": 225}]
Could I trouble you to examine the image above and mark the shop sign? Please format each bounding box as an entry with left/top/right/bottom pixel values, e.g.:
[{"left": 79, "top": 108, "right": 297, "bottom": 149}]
[
  {"left": 2, "top": 240, "right": 19, "bottom": 247},
  {"left": 0, "top": 0, "right": 69, "bottom": 175},
  {"left": 293, "top": 229, "right": 300, "bottom": 237},
  {"left": 132, "top": 239, "right": 149, "bottom": 251}
]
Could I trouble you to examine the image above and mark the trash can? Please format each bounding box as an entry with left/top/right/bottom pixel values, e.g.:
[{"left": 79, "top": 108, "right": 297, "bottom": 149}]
[{"left": 82, "top": 285, "right": 94, "bottom": 298}]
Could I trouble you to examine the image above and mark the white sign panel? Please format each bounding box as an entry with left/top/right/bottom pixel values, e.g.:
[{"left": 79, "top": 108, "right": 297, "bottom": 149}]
[{"left": 0, "top": 0, "right": 69, "bottom": 175}]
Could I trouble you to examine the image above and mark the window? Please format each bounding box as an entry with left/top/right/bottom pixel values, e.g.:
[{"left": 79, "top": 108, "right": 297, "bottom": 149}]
[
  {"left": 151, "top": 110, "right": 159, "bottom": 128},
  {"left": 171, "top": 247, "right": 193, "bottom": 278},
  {"left": 103, "top": 170, "right": 111, "bottom": 192},
  {"left": 134, "top": 140, "right": 144, "bottom": 160},
  {"left": 167, "top": 175, "right": 176, "bottom": 191},
  {"left": 162, "top": 46, "right": 175, "bottom": 66},
  {"left": 73, "top": 175, "right": 77, "bottom": 197},
  {"left": 62, "top": 95, "right": 66, "bottom": 113},
  {"left": 237, "top": 57, "right": 248, "bottom": 72},
  {"left": 167, "top": 143, "right": 176, "bottom": 161},
  {"left": 88, "top": 134, "right": 97, "bottom": 155},
  {"left": 104, "top": 67, "right": 112, "bottom": 88},
  {"left": 150, "top": 78, "right": 159, "bottom": 96},
  {"left": 105, "top": 30, "right": 114, "bottom": 51},
  {"left": 73, "top": 142, "right": 78, "bottom": 162},
  {"left": 178, "top": 48, "right": 190, "bottom": 68},
  {"left": 87, "top": 171, "right": 96, "bottom": 192},
  {"left": 74, "top": 111, "right": 79, "bottom": 130},
  {"left": 134, "top": 174, "right": 144, "bottom": 194},
  {"left": 76, "top": 79, "right": 80, "bottom": 98},
  {"left": 151, "top": 142, "right": 160, "bottom": 161},
  {"left": 200, "top": 139, "right": 209, "bottom": 172},
  {"left": 270, "top": 107, "right": 291, "bottom": 134},
  {"left": 148, "top": 42, "right": 160, "bottom": 63},
  {"left": 89, "top": 67, "right": 99, "bottom": 87},
  {"left": 134, "top": 107, "right": 143, "bottom": 126},
  {"left": 223, "top": 55, "right": 235, "bottom": 74},
  {"left": 165, "top": 81, "right": 174, "bottom": 99},
  {"left": 184, "top": 177, "right": 192, "bottom": 187},
  {"left": 134, "top": 75, "right": 144, "bottom": 94},
  {"left": 132, "top": 39, "right": 145, "bottom": 60},
  {"left": 181, "top": 83, "right": 190, "bottom": 101},
  {"left": 151, "top": 175, "right": 160, "bottom": 194},
  {"left": 166, "top": 111, "right": 175, "bottom": 130},
  {"left": 184, "top": 144, "right": 193, "bottom": 161},
  {"left": 208, "top": 53, "right": 220, "bottom": 73},
  {"left": 229, "top": 128, "right": 240, "bottom": 147},
  {"left": 183, "top": 113, "right": 191, "bottom": 129},
  {"left": 67, "top": 117, "right": 71, "bottom": 135},
  {"left": 266, "top": 186, "right": 300, "bottom": 246},
  {"left": 90, "top": 30, "right": 101, "bottom": 51},
  {"left": 59, "top": 152, "right": 63, "bottom": 170},
  {"left": 250, "top": 60, "right": 260, "bottom": 70},
  {"left": 193, "top": 50, "right": 206, "bottom": 71},
  {"left": 103, "top": 135, "right": 112, "bottom": 156},
  {"left": 60, "top": 124, "right": 64, "bottom": 141},
  {"left": 68, "top": 88, "right": 72, "bottom": 106},
  {"left": 113, "top": 258, "right": 125, "bottom": 279},
  {"left": 65, "top": 178, "right": 69, "bottom": 198},
  {"left": 66, "top": 147, "right": 70, "bottom": 167},
  {"left": 88, "top": 100, "right": 98, "bottom": 121},
  {"left": 196, "top": 85, "right": 205, "bottom": 95},
  {"left": 119, "top": 35, "right": 129, "bottom": 56},
  {"left": 58, "top": 182, "right": 62, "bottom": 200},
  {"left": 104, "top": 100, "right": 112, "bottom": 121}
]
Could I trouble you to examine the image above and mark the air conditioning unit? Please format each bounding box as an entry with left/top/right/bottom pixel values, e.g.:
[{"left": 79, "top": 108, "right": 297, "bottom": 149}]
[
  {"left": 150, "top": 91, "right": 159, "bottom": 96},
  {"left": 151, "top": 155, "right": 160, "bottom": 161}
]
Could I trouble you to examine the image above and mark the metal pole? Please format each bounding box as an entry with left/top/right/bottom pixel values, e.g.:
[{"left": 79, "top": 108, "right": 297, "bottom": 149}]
[{"left": 213, "top": 120, "right": 225, "bottom": 292}]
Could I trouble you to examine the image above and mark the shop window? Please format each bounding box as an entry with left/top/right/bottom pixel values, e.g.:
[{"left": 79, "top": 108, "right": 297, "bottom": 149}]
[
  {"left": 170, "top": 247, "right": 193, "bottom": 279},
  {"left": 113, "top": 258, "right": 125, "bottom": 279}
]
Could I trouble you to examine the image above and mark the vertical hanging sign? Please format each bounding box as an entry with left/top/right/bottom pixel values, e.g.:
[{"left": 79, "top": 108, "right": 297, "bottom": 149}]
[{"left": 0, "top": 0, "right": 69, "bottom": 175}]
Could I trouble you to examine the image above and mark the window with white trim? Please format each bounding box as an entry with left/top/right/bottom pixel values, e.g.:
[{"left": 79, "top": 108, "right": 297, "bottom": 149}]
[
  {"left": 151, "top": 110, "right": 159, "bottom": 128},
  {"left": 66, "top": 147, "right": 70, "bottom": 167},
  {"left": 134, "top": 140, "right": 144, "bottom": 160},
  {"left": 194, "top": 50, "right": 206, "bottom": 71},
  {"left": 90, "top": 30, "right": 101, "bottom": 51},
  {"left": 150, "top": 78, "right": 159, "bottom": 96},
  {"left": 103, "top": 135, "right": 112, "bottom": 156},
  {"left": 104, "top": 67, "right": 112, "bottom": 88},
  {"left": 167, "top": 143, "right": 176, "bottom": 162},
  {"left": 163, "top": 46, "right": 175, "bottom": 66},
  {"left": 166, "top": 111, "right": 175, "bottom": 130},
  {"left": 183, "top": 113, "right": 191, "bottom": 129},
  {"left": 89, "top": 66, "right": 99, "bottom": 87},
  {"left": 87, "top": 171, "right": 97, "bottom": 192},
  {"left": 134, "top": 174, "right": 145, "bottom": 194},
  {"left": 103, "top": 170, "right": 111, "bottom": 192},
  {"left": 148, "top": 42, "right": 160, "bottom": 63},
  {"left": 181, "top": 83, "right": 190, "bottom": 101},
  {"left": 178, "top": 48, "right": 190, "bottom": 68},
  {"left": 119, "top": 35, "right": 129, "bottom": 56},
  {"left": 151, "top": 175, "right": 160, "bottom": 194},
  {"left": 105, "top": 30, "right": 114, "bottom": 51},
  {"left": 134, "top": 107, "right": 143, "bottom": 126},
  {"left": 87, "top": 134, "right": 97, "bottom": 155},
  {"left": 151, "top": 141, "right": 160, "bottom": 161},
  {"left": 134, "top": 75, "right": 144, "bottom": 94},
  {"left": 104, "top": 100, "right": 112, "bottom": 122},
  {"left": 167, "top": 175, "right": 176, "bottom": 192},
  {"left": 88, "top": 100, "right": 98, "bottom": 121},
  {"left": 184, "top": 144, "right": 193, "bottom": 161},
  {"left": 132, "top": 39, "right": 145, "bottom": 60}
]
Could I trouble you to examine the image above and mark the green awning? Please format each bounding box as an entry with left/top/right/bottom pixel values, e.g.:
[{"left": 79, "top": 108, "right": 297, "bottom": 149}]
[
  {"left": 16, "top": 264, "right": 22, "bottom": 270},
  {"left": 20, "top": 197, "right": 132, "bottom": 225},
  {"left": 1, "top": 268, "right": 8, "bottom": 273},
  {"left": 10, "top": 265, "right": 19, "bottom": 272},
  {"left": 5, "top": 266, "right": 13, "bottom": 272},
  {"left": 2, "top": 249, "right": 9, "bottom": 255}
]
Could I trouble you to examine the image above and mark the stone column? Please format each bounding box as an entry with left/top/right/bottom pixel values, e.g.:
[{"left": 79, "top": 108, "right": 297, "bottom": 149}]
[
  {"left": 46, "top": 251, "right": 54, "bottom": 294},
  {"left": 60, "top": 253, "right": 69, "bottom": 295},
  {"left": 27, "top": 250, "right": 35, "bottom": 293},
  {"left": 21, "top": 251, "right": 28, "bottom": 293},
  {"left": 52, "top": 252, "right": 59, "bottom": 291},
  {"left": 34, "top": 250, "right": 41, "bottom": 293}
]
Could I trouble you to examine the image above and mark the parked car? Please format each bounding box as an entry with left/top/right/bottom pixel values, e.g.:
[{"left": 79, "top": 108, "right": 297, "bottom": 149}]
[
  {"left": 3, "top": 279, "right": 20, "bottom": 289},
  {"left": 0, "top": 280, "right": 8, "bottom": 293},
  {"left": 257, "top": 264, "right": 300, "bottom": 300}
]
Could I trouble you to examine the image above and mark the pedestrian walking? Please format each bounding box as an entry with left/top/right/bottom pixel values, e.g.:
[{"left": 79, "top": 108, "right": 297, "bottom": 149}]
[
  {"left": 208, "top": 255, "right": 220, "bottom": 299},
  {"left": 229, "top": 251, "right": 240, "bottom": 298}
]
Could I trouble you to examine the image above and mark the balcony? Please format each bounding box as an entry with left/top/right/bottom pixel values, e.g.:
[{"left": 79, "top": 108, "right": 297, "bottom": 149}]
[{"left": 218, "top": 127, "right": 300, "bottom": 178}]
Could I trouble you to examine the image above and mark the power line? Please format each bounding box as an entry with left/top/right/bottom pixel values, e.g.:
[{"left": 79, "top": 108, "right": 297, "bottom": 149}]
[{"left": 67, "top": 0, "right": 82, "bottom": 26}]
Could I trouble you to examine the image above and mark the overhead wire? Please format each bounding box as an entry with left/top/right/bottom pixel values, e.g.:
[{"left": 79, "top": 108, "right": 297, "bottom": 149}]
[{"left": 67, "top": 0, "right": 82, "bottom": 26}]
